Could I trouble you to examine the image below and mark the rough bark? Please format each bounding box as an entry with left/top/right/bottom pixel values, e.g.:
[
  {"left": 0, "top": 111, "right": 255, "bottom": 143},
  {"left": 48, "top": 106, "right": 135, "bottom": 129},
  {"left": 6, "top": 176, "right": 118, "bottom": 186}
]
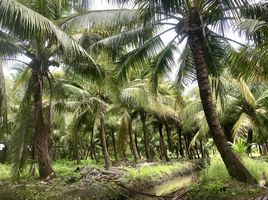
[
  {"left": 32, "top": 69, "right": 54, "bottom": 179},
  {"left": 140, "top": 111, "right": 151, "bottom": 161},
  {"left": 99, "top": 112, "right": 111, "bottom": 169},
  {"left": 188, "top": 16, "right": 256, "bottom": 183},
  {"left": 128, "top": 117, "right": 140, "bottom": 162}
]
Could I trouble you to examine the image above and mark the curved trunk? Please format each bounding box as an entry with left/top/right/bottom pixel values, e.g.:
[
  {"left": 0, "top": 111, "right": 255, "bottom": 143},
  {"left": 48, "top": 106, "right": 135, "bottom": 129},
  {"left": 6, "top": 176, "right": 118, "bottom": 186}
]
[
  {"left": 32, "top": 69, "right": 54, "bottom": 179},
  {"left": 188, "top": 29, "right": 256, "bottom": 183},
  {"left": 140, "top": 111, "right": 151, "bottom": 161},
  {"left": 128, "top": 117, "right": 140, "bottom": 162},
  {"left": 99, "top": 112, "right": 111, "bottom": 169}
]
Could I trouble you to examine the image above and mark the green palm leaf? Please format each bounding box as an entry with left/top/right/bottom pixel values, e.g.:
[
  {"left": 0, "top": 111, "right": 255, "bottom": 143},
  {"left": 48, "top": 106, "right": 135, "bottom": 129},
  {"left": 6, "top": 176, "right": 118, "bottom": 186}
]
[
  {"left": 116, "top": 35, "right": 165, "bottom": 80},
  {"left": 61, "top": 9, "right": 141, "bottom": 32},
  {"left": 0, "top": 0, "right": 96, "bottom": 64},
  {"left": 232, "top": 112, "right": 253, "bottom": 140},
  {"left": 9, "top": 79, "right": 34, "bottom": 179},
  {"left": 150, "top": 41, "right": 178, "bottom": 93}
]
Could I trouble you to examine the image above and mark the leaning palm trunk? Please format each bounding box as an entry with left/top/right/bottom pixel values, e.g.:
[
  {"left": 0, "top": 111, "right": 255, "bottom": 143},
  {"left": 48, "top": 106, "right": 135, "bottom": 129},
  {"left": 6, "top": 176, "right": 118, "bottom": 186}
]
[
  {"left": 188, "top": 11, "right": 256, "bottom": 183},
  {"left": 32, "top": 69, "right": 54, "bottom": 179}
]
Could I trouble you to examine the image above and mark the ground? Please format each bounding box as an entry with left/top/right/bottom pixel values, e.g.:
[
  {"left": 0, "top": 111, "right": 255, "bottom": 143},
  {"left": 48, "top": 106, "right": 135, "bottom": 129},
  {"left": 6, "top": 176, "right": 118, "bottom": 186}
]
[
  {"left": 1, "top": 158, "right": 268, "bottom": 200},
  {"left": 0, "top": 160, "right": 196, "bottom": 200}
]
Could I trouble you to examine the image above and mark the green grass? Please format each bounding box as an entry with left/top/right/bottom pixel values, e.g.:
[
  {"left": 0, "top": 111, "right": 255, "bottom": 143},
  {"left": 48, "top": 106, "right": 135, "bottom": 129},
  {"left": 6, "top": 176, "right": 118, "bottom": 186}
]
[
  {"left": 125, "top": 161, "right": 192, "bottom": 184},
  {"left": 0, "top": 164, "right": 11, "bottom": 181},
  {"left": 0, "top": 159, "right": 100, "bottom": 181},
  {"left": 202, "top": 155, "right": 268, "bottom": 181},
  {"left": 53, "top": 159, "right": 100, "bottom": 176},
  {"left": 188, "top": 155, "right": 268, "bottom": 200}
]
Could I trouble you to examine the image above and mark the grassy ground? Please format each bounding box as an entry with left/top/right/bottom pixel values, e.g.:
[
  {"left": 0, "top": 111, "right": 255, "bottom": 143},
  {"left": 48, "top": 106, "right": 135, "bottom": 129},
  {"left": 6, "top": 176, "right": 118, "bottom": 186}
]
[
  {"left": 187, "top": 155, "right": 268, "bottom": 200},
  {"left": 2, "top": 156, "right": 267, "bottom": 200},
  {"left": 0, "top": 159, "right": 194, "bottom": 200}
]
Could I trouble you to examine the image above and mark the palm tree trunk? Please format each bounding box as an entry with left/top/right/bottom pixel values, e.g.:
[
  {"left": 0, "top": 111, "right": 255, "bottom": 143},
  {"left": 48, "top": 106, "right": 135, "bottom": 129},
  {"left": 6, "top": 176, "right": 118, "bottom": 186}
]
[
  {"left": 184, "top": 135, "right": 192, "bottom": 159},
  {"left": 158, "top": 122, "right": 169, "bottom": 162},
  {"left": 188, "top": 28, "right": 256, "bottom": 184},
  {"left": 177, "top": 125, "right": 184, "bottom": 158},
  {"left": 76, "top": 131, "right": 81, "bottom": 165},
  {"left": 134, "top": 131, "right": 140, "bottom": 157},
  {"left": 32, "top": 69, "right": 54, "bottom": 179},
  {"left": 246, "top": 129, "right": 253, "bottom": 154},
  {"left": 140, "top": 110, "right": 151, "bottom": 161},
  {"left": 111, "top": 130, "right": 118, "bottom": 162},
  {"left": 128, "top": 117, "right": 140, "bottom": 162},
  {"left": 165, "top": 123, "right": 172, "bottom": 154},
  {"left": 199, "top": 139, "right": 205, "bottom": 158},
  {"left": 258, "top": 144, "right": 263, "bottom": 156},
  {"left": 99, "top": 112, "right": 111, "bottom": 169},
  {"left": 0, "top": 59, "right": 7, "bottom": 132}
]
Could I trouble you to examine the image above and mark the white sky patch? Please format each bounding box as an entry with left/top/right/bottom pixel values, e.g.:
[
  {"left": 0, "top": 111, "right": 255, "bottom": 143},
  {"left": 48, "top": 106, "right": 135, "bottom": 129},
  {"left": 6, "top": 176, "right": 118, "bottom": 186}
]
[{"left": 0, "top": 143, "right": 5, "bottom": 151}]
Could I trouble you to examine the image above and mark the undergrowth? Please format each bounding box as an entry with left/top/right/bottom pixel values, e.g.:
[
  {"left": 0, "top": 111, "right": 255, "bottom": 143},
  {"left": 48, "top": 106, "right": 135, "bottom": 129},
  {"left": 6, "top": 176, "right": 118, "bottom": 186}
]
[{"left": 188, "top": 155, "right": 268, "bottom": 200}]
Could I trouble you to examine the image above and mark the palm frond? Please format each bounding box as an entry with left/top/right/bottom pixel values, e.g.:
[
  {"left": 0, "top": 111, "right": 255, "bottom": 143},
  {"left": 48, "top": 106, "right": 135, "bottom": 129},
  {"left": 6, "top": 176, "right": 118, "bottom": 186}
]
[
  {"left": 62, "top": 9, "right": 141, "bottom": 32},
  {"left": 175, "top": 43, "right": 196, "bottom": 89},
  {"left": 0, "top": 31, "right": 22, "bottom": 57},
  {"left": 52, "top": 79, "right": 89, "bottom": 100},
  {"left": 120, "top": 81, "right": 149, "bottom": 109},
  {"left": 226, "top": 46, "right": 267, "bottom": 81},
  {"left": 238, "top": 79, "right": 257, "bottom": 109},
  {"left": 8, "top": 79, "right": 34, "bottom": 179},
  {"left": 89, "top": 25, "right": 155, "bottom": 54},
  {"left": 150, "top": 41, "right": 178, "bottom": 93},
  {"left": 232, "top": 112, "right": 253, "bottom": 140},
  {"left": 0, "top": 0, "right": 97, "bottom": 66},
  {"left": 116, "top": 34, "right": 165, "bottom": 80}
]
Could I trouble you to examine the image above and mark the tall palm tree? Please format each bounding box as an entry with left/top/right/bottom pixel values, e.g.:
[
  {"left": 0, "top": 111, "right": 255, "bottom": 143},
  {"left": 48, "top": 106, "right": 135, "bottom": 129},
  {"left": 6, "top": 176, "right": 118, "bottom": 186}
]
[
  {"left": 0, "top": 0, "right": 100, "bottom": 179},
  {"left": 107, "top": 0, "right": 258, "bottom": 183}
]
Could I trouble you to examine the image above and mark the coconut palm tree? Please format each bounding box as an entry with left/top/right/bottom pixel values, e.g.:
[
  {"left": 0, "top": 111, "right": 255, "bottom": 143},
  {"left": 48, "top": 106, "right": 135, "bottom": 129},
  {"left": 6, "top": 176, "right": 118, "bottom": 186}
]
[
  {"left": 106, "top": 0, "right": 258, "bottom": 183},
  {"left": 0, "top": 0, "right": 101, "bottom": 179}
]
